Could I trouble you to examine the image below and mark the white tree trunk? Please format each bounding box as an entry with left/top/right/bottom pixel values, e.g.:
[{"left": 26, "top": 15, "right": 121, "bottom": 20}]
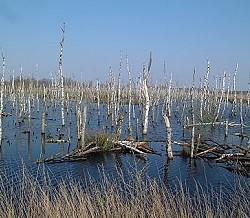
[
  {"left": 0, "top": 54, "right": 5, "bottom": 145},
  {"left": 80, "top": 106, "right": 87, "bottom": 149},
  {"left": 190, "top": 67, "right": 195, "bottom": 158},
  {"left": 142, "top": 52, "right": 152, "bottom": 135},
  {"left": 240, "top": 98, "right": 244, "bottom": 134},
  {"left": 214, "top": 71, "right": 226, "bottom": 122},
  {"left": 232, "top": 63, "right": 238, "bottom": 116},
  {"left": 163, "top": 114, "right": 173, "bottom": 159},
  {"left": 96, "top": 79, "right": 100, "bottom": 124},
  {"left": 58, "top": 23, "right": 65, "bottom": 127},
  {"left": 61, "top": 75, "right": 65, "bottom": 126},
  {"left": 127, "top": 56, "right": 132, "bottom": 137},
  {"left": 77, "top": 104, "right": 81, "bottom": 141},
  {"left": 142, "top": 75, "right": 150, "bottom": 135}
]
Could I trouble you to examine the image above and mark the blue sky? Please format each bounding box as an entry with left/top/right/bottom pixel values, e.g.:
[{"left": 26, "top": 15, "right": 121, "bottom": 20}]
[{"left": 0, "top": 0, "right": 250, "bottom": 90}]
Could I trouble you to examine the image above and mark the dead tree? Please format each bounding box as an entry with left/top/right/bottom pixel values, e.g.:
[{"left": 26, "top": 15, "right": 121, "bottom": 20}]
[
  {"left": 58, "top": 23, "right": 66, "bottom": 127},
  {"left": 142, "top": 52, "right": 152, "bottom": 135}
]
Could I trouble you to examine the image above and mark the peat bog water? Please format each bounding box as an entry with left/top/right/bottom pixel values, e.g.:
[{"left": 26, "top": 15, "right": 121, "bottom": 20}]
[{"left": 0, "top": 98, "right": 249, "bottom": 194}]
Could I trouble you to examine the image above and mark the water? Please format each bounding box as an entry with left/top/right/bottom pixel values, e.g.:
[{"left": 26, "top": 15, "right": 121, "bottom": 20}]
[{"left": 0, "top": 99, "right": 249, "bottom": 192}]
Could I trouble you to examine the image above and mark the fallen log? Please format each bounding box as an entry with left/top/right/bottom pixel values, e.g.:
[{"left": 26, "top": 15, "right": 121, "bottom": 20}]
[
  {"left": 226, "top": 155, "right": 250, "bottom": 161},
  {"left": 184, "top": 121, "right": 224, "bottom": 128},
  {"left": 196, "top": 146, "right": 217, "bottom": 156},
  {"left": 116, "top": 141, "right": 146, "bottom": 154},
  {"left": 215, "top": 153, "right": 236, "bottom": 161},
  {"left": 67, "top": 142, "right": 96, "bottom": 156},
  {"left": 69, "top": 146, "right": 100, "bottom": 157},
  {"left": 47, "top": 139, "right": 68, "bottom": 143},
  {"left": 172, "top": 140, "right": 250, "bottom": 176},
  {"left": 36, "top": 156, "right": 87, "bottom": 164},
  {"left": 37, "top": 136, "right": 158, "bottom": 164}
]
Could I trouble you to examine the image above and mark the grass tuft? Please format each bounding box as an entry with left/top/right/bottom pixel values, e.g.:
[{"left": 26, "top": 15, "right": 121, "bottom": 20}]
[{"left": 85, "top": 132, "right": 114, "bottom": 151}]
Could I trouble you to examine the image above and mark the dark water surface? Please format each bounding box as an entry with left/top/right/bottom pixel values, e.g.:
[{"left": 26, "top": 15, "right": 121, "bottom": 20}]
[{"left": 0, "top": 100, "right": 249, "bottom": 193}]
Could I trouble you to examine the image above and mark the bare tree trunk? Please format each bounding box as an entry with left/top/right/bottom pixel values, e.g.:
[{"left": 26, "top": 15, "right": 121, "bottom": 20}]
[
  {"left": 79, "top": 106, "right": 87, "bottom": 149},
  {"left": 232, "top": 63, "right": 238, "bottom": 116},
  {"left": 0, "top": 54, "right": 5, "bottom": 113},
  {"left": 190, "top": 67, "right": 196, "bottom": 158},
  {"left": 77, "top": 103, "right": 82, "bottom": 142},
  {"left": 96, "top": 79, "right": 100, "bottom": 124},
  {"left": 240, "top": 98, "right": 244, "bottom": 134},
  {"left": 18, "top": 66, "right": 24, "bottom": 123},
  {"left": 58, "top": 23, "right": 66, "bottom": 127},
  {"left": 200, "top": 60, "right": 210, "bottom": 121},
  {"left": 113, "top": 113, "right": 125, "bottom": 141},
  {"left": 11, "top": 74, "right": 15, "bottom": 110},
  {"left": 0, "top": 54, "right": 5, "bottom": 145},
  {"left": 163, "top": 114, "right": 173, "bottom": 159},
  {"left": 226, "top": 72, "right": 230, "bottom": 109},
  {"left": 36, "top": 64, "right": 39, "bottom": 113},
  {"left": 117, "top": 50, "right": 122, "bottom": 117},
  {"left": 142, "top": 70, "right": 150, "bottom": 135},
  {"left": 108, "top": 67, "right": 116, "bottom": 127},
  {"left": 214, "top": 71, "right": 226, "bottom": 122},
  {"left": 126, "top": 55, "right": 133, "bottom": 139},
  {"left": 163, "top": 74, "right": 173, "bottom": 159},
  {"left": 142, "top": 52, "right": 152, "bottom": 135},
  {"left": 27, "top": 78, "right": 31, "bottom": 133}
]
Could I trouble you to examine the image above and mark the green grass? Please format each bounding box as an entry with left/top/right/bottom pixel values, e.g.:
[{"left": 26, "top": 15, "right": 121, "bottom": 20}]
[{"left": 85, "top": 132, "right": 114, "bottom": 151}]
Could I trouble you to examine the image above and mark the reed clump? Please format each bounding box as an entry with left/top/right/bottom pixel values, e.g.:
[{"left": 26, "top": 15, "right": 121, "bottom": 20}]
[
  {"left": 85, "top": 132, "right": 114, "bottom": 151},
  {"left": 95, "top": 132, "right": 114, "bottom": 151},
  {"left": 0, "top": 168, "right": 249, "bottom": 218}
]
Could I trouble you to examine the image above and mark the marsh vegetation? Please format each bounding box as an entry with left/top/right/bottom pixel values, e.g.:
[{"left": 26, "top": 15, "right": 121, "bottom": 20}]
[
  {"left": 0, "top": 26, "right": 250, "bottom": 217},
  {"left": 0, "top": 166, "right": 249, "bottom": 218}
]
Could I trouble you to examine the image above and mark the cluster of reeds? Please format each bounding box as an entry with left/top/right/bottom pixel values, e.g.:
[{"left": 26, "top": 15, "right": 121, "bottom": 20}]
[
  {"left": 0, "top": 166, "right": 249, "bottom": 218},
  {"left": 84, "top": 132, "right": 114, "bottom": 151}
]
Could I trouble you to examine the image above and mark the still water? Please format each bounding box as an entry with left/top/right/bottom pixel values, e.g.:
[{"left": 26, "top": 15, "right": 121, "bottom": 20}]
[{"left": 0, "top": 99, "right": 249, "bottom": 192}]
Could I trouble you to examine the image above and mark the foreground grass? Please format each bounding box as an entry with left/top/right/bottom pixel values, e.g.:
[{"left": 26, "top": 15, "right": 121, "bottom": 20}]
[{"left": 0, "top": 167, "right": 249, "bottom": 218}]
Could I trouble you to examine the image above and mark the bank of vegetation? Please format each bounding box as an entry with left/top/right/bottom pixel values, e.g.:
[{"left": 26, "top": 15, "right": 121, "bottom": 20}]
[{"left": 0, "top": 168, "right": 249, "bottom": 218}]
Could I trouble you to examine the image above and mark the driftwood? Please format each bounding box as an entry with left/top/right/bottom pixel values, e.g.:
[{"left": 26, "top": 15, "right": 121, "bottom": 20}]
[
  {"left": 196, "top": 146, "right": 217, "bottom": 156},
  {"left": 116, "top": 141, "right": 152, "bottom": 154},
  {"left": 215, "top": 153, "right": 244, "bottom": 161},
  {"left": 47, "top": 139, "right": 67, "bottom": 143},
  {"left": 174, "top": 140, "right": 250, "bottom": 177},
  {"left": 36, "top": 139, "right": 158, "bottom": 164},
  {"left": 69, "top": 146, "right": 100, "bottom": 157},
  {"left": 185, "top": 121, "right": 224, "bottom": 128},
  {"left": 36, "top": 109, "right": 159, "bottom": 164},
  {"left": 117, "top": 141, "right": 146, "bottom": 154}
]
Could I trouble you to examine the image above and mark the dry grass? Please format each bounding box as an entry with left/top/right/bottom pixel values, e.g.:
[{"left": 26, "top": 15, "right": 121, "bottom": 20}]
[{"left": 0, "top": 167, "right": 249, "bottom": 218}]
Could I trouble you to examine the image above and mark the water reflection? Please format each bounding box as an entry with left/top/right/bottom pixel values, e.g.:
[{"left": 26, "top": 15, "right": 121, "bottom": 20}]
[
  {"left": 27, "top": 132, "right": 31, "bottom": 159},
  {"left": 163, "top": 158, "right": 173, "bottom": 183}
]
